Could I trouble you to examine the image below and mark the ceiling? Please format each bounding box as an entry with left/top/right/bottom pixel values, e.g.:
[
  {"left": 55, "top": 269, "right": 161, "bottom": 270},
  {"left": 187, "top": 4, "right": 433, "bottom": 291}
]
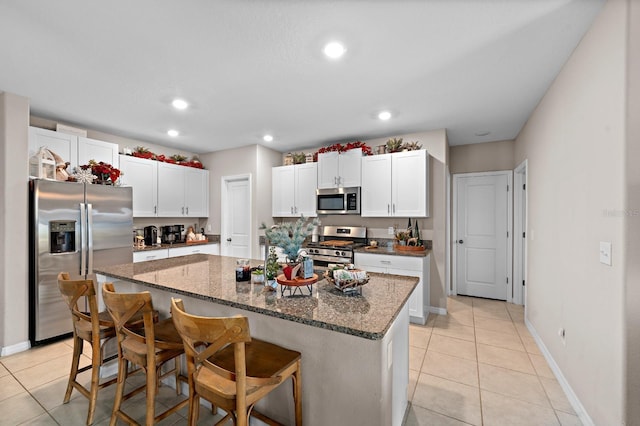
[{"left": 0, "top": 1, "right": 604, "bottom": 154}]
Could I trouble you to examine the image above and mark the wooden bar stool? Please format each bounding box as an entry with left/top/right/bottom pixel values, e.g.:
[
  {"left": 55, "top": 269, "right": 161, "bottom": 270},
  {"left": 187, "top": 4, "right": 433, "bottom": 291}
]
[
  {"left": 170, "top": 298, "right": 302, "bottom": 426},
  {"left": 58, "top": 272, "right": 125, "bottom": 425},
  {"left": 102, "top": 283, "right": 188, "bottom": 426}
]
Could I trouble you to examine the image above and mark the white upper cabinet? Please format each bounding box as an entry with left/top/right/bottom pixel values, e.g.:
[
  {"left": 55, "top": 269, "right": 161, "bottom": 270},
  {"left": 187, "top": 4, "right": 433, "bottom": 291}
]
[
  {"left": 29, "top": 127, "right": 119, "bottom": 172},
  {"left": 317, "top": 148, "right": 362, "bottom": 188},
  {"left": 28, "top": 127, "right": 78, "bottom": 170},
  {"left": 119, "top": 155, "right": 158, "bottom": 217},
  {"left": 77, "top": 136, "right": 119, "bottom": 168},
  {"left": 272, "top": 163, "right": 317, "bottom": 217},
  {"left": 184, "top": 167, "right": 209, "bottom": 217},
  {"left": 361, "top": 150, "right": 429, "bottom": 217},
  {"left": 157, "top": 162, "right": 209, "bottom": 217},
  {"left": 120, "top": 155, "right": 209, "bottom": 218}
]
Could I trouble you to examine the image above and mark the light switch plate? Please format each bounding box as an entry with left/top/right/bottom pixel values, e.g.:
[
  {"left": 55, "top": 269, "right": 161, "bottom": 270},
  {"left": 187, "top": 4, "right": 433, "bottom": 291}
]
[{"left": 600, "top": 242, "right": 612, "bottom": 266}]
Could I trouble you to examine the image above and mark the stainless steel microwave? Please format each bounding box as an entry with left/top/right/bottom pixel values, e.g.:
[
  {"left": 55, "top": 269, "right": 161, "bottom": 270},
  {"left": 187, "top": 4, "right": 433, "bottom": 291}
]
[{"left": 316, "top": 187, "right": 360, "bottom": 215}]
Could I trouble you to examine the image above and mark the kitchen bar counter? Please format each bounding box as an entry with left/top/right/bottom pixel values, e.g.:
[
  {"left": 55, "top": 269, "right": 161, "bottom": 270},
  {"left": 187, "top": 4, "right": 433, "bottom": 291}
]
[
  {"left": 95, "top": 254, "right": 417, "bottom": 340},
  {"left": 95, "top": 254, "right": 416, "bottom": 426}
]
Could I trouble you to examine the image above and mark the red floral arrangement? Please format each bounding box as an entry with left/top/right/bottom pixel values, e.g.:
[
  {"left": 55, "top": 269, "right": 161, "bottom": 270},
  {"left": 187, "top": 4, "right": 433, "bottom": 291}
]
[
  {"left": 130, "top": 147, "right": 204, "bottom": 168},
  {"left": 313, "top": 141, "right": 372, "bottom": 161},
  {"left": 80, "top": 160, "right": 121, "bottom": 183}
]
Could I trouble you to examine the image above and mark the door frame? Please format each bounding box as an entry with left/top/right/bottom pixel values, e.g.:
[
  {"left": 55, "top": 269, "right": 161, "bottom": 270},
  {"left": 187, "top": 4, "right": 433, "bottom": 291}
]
[
  {"left": 221, "top": 174, "right": 252, "bottom": 258},
  {"left": 513, "top": 160, "right": 528, "bottom": 306},
  {"left": 452, "top": 171, "right": 513, "bottom": 302}
]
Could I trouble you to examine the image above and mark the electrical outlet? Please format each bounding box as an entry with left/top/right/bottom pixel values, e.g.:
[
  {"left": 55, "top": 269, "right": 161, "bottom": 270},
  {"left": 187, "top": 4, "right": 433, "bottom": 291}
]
[
  {"left": 206, "top": 224, "right": 212, "bottom": 232},
  {"left": 600, "top": 242, "right": 612, "bottom": 265},
  {"left": 558, "top": 328, "right": 566, "bottom": 345},
  {"left": 388, "top": 227, "right": 395, "bottom": 235}
]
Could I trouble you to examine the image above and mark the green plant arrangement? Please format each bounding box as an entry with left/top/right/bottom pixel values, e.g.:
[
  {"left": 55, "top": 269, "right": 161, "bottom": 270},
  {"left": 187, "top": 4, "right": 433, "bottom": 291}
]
[
  {"left": 265, "top": 247, "right": 280, "bottom": 280},
  {"left": 261, "top": 216, "right": 320, "bottom": 262}
]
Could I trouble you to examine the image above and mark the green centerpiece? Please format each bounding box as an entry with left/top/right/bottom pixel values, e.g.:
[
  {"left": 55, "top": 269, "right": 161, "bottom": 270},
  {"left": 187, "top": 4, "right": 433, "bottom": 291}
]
[{"left": 262, "top": 216, "right": 320, "bottom": 263}]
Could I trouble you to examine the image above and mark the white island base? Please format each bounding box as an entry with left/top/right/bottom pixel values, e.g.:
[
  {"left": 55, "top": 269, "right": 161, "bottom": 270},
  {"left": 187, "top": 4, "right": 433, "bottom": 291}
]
[{"left": 98, "top": 276, "right": 410, "bottom": 426}]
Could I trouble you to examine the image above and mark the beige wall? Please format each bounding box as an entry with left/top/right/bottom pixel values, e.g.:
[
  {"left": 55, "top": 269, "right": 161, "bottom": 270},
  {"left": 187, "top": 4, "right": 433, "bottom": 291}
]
[
  {"left": 515, "top": 1, "right": 626, "bottom": 424},
  {"left": 625, "top": 0, "right": 640, "bottom": 423},
  {"left": 449, "top": 140, "right": 515, "bottom": 174},
  {"left": 200, "top": 144, "right": 282, "bottom": 259},
  {"left": 0, "top": 92, "right": 30, "bottom": 354}
]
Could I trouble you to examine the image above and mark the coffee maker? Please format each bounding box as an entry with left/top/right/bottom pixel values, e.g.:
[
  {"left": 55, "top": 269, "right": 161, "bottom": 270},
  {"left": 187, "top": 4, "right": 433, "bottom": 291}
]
[
  {"left": 161, "top": 225, "right": 184, "bottom": 244},
  {"left": 143, "top": 226, "right": 158, "bottom": 246}
]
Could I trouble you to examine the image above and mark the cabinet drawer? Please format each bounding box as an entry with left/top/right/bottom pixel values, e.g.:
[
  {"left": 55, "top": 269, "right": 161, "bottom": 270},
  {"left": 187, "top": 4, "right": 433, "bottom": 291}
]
[
  {"left": 169, "top": 244, "right": 217, "bottom": 257},
  {"left": 354, "top": 253, "right": 423, "bottom": 271},
  {"left": 133, "top": 249, "right": 169, "bottom": 263}
]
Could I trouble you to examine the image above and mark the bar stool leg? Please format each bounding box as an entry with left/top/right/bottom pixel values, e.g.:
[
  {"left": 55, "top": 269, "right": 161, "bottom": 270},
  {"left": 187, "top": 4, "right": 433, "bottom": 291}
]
[
  {"left": 110, "top": 358, "right": 128, "bottom": 426},
  {"left": 86, "top": 340, "right": 101, "bottom": 425},
  {"left": 293, "top": 360, "right": 302, "bottom": 426},
  {"left": 64, "top": 334, "right": 82, "bottom": 404}
]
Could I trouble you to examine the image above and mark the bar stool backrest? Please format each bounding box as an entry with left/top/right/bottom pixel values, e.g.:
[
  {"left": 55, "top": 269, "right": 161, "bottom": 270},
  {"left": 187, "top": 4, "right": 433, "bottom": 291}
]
[{"left": 57, "top": 272, "right": 103, "bottom": 340}]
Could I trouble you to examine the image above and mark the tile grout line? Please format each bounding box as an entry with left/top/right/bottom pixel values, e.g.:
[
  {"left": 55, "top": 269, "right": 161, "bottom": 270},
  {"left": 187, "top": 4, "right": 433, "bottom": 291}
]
[
  {"left": 3, "top": 362, "right": 61, "bottom": 425},
  {"left": 471, "top": 301, "right": 485, "bottom": 426}
]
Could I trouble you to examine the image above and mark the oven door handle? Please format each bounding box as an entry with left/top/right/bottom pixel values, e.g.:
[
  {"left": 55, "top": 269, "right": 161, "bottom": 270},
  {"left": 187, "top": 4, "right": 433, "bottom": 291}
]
[{"left": 311, "top": 255, "right": 352, "bottom": 263}]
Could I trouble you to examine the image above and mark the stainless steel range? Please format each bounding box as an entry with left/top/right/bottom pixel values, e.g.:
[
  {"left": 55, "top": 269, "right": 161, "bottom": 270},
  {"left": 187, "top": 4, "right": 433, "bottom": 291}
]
[{"left": 304, "top": 225, "right": 367, "bottom": 272}]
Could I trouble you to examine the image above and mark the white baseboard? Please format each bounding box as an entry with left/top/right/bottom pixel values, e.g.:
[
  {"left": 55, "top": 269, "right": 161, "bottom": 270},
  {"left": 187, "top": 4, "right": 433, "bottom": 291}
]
[
  {"left": 1, "top": 340, "right": 31, "bottom": 357},
  {"left": 429, "top": 306, "right": 447, "bottom": 315},
  {"left": 524, "top": 318, "right": 594, "bottom": 426}
]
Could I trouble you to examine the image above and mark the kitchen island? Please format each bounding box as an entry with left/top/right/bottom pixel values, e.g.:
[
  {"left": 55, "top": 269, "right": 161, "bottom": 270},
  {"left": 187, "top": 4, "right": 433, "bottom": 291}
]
[{"left": 95, "top": 254, "right": 417, "bottom": 426}]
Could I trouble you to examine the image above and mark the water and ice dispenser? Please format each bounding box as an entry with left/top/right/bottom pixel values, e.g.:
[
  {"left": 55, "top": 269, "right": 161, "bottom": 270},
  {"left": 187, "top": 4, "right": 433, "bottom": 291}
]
[{"left": 49, "top": 221, "right": 76, "bottom": 254}]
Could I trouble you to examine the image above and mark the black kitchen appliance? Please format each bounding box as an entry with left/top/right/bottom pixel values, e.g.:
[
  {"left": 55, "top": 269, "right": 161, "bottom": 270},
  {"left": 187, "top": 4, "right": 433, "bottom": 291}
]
[
  {"left": 143, "top": 225, "right": 158, "bottom": 246},
  {"left": 161, "top": 225, "right": 184, "bottom": 244}
]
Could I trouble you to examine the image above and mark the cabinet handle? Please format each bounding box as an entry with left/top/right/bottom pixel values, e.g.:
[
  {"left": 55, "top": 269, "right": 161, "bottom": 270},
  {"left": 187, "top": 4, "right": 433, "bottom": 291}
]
[
  {"left": 380, "top": 260, "right": 392, "bottom": 264},
  {"left": 186, "top": 207, "right": 189, "bottom": 215},
  {"left": 182, "top": 207, "right": 185, "bottom": 215},
  {"left": 393, "top": 204, "right": 396, "bottom": 214},
  {"left": 291, "top": 206, "right": 294, "bottom": 214},
  {"left": 154, "top": 206, "right": 157, "bottom": 214},
  {"left": 388, "top": 204, "right": 390, "bottom": 214}
]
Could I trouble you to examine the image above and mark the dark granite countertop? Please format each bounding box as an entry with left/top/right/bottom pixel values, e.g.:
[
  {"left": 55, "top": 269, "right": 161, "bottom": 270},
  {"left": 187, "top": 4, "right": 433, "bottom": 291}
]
[
  {"left": 95, "top": 254, "right": 417, "bottom": 340},
  {"left": 354, "top": 247, "right": 432, "bottom": 258}
]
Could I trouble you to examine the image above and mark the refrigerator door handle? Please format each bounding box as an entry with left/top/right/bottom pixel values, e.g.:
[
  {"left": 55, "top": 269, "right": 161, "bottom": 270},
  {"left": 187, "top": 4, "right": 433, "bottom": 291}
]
[
  {"left": 87, "top": 203, "right": 94, "bottom": 274},
  {"left": 80, "top": 202, "right": 87, "bottom": 275}
]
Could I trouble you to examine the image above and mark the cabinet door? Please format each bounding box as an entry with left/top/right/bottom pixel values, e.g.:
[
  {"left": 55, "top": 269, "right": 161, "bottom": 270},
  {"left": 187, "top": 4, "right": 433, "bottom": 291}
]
[
  {"left": 338, "top": 148, "right": 362, "bottom": 187},
  {"left": 317, "top": 151, "right": 339, "bottom": 189},
  {"left": 272, "top": 166, "right": 296, "bottom": 217},
  {"left": 295, "top": 163, "right": 318, "bottom": 217},
  {"left": 388, "top": 267, "right": 425, "bottom": 324},
  {"left": 157, "top": 162, "right": 186, "bottom": 217},
  {"left": 392, "top": 150, "right": 428, "bottom": 217},
  {"left": 78, "top": 137, "right": 119, "bottom": 169},
  {"left": 184, "top": 168, "right": 209, "bottom": 217},
  {"left": 119, "top": 155, "right": 158, "bottom": 217},
  {"left": 361, "top": 154, "right": 392, "bottom": 217},
  {"left": 28, "top": 127, "right": 78, "bottom": 170}
]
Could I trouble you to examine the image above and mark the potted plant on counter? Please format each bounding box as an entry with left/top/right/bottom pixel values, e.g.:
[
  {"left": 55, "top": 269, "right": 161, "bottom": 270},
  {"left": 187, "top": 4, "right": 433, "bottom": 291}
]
[{"left": 265, "top": 247, "right": 280, "bottom": 290}]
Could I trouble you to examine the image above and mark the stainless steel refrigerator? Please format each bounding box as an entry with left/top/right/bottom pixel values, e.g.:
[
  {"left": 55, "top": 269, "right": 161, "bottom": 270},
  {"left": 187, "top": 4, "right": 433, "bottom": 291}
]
[{"left": 29, "top": 179, "right": 133, "bottom": 344}]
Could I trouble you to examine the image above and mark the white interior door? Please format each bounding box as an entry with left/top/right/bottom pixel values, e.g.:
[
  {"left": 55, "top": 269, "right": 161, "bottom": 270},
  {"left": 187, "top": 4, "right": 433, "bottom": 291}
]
[
  {"left": 454, "top": 172, "right": 512, "bottom": 300},
  {"left": 222, "top": 176, "right": 251, "bottom": 258}
]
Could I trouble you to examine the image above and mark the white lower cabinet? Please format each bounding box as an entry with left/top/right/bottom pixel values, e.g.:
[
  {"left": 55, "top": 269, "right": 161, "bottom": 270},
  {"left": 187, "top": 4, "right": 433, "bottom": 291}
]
[
  {"left": 355, "top": 252, "right": 430, "bottom": 324},
  {"left": 133, "top": 249, "right": 169, "bottom": 263},
  {"left": 168, "top": 244, "right": 218, "bottom": 257}
]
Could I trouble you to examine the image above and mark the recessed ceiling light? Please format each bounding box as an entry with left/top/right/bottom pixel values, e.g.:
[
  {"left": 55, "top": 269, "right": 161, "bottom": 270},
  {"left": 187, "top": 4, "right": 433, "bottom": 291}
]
[
  {"left": 263, "top": 134, "right": 274, "bottom": 142},
  {"left": 167, "top": 129, "right": 179, "bottom": 137},
  {"left": 171, "top": 99, "right": 188, "bottom": 110},
  {"left": 474, "top": 131, "right": 491, "bottom": 137},
  {"left": 378, "top": 111, "right": 392, "bottom": 121},
  {"left": 323, "top": 41, "right": 346, "bottom": 59}
]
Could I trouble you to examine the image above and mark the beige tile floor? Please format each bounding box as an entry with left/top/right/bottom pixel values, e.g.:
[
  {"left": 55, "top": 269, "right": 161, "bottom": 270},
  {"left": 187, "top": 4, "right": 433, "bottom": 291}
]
[
  {"left": 405, "top": 296, "right": 582, "bottom": 426},
  {"left": 0, "top": 296, "right": 580, "bottom": 425}
]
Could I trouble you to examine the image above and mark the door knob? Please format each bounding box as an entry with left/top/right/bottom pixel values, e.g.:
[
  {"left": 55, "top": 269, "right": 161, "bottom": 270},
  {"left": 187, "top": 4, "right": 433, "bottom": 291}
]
[
  {"left": 226, "top": 238, "right": 232, "bottom": 242},
  {"left": 458, "top": 239, "right": 464, "bottom": 244}
]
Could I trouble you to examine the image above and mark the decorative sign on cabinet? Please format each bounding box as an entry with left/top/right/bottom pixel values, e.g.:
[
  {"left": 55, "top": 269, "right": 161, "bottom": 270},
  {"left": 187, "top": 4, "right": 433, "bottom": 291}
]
[
  {"left": 317, "top": 148, "right": 362, "bottom": 189},
  {"left": 119, "top": 155, "right": 209, "bottom": 218},
  {"left": 272, "top": 163, "right": 317, "bottom": 217},
  {"left": 354, "top": 252, "right": 430, "bottom": 325},
  {"left": 361, "top": 149, "right": 429, "bottom": 217}
]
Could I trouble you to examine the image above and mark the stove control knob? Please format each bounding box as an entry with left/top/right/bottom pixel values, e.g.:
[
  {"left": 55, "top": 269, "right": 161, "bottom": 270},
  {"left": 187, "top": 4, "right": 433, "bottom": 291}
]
[
  {"left": 341, "top": 251, "right": 346, "bottom": 256},
  {"left": 335, "top": 251, "right": 341, "bottom": 256}
]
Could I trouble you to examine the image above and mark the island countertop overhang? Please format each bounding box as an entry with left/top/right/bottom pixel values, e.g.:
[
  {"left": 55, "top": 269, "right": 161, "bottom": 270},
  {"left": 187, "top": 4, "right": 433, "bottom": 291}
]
[{"left": 94, "top": 254, "right": 418, "bottom": 340}]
